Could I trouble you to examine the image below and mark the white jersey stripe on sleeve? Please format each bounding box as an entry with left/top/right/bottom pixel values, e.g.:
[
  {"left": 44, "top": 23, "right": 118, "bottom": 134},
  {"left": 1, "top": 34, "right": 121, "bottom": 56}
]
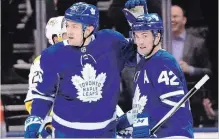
[
  {"left": 159, "top": 90, "right": 185, "bottom": 107},
  {"left": 24, "top": 88, "right": 55, "bottom": 102}
]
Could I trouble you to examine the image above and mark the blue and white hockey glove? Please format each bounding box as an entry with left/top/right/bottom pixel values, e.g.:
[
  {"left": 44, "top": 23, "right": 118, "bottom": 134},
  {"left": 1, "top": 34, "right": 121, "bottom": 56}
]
[
  {"left": 117, "top": 126, "right": 133, "bottom": 138},
  {"left": 132, "top": 113, "right": 150, "bottom": 138},
  {"left": 117, "top": 110, "right": 133, "bottom": 131},
  {"left": 125, "top": 0, "right": 147, "bottom": 12},
  {"left": 116, "top": 106, "right": 133, "bottom": 138},
  {"left": 24, "top": 115, "right": 51, "bottom": 138},
  {"left": 123, "top": 0, "right": 147, "bottom": 26}
]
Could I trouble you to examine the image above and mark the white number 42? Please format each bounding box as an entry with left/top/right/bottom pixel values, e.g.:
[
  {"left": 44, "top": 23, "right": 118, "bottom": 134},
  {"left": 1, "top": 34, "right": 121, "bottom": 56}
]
[{"left": 158, "top": 71, "right": 179, "bottom": 85}]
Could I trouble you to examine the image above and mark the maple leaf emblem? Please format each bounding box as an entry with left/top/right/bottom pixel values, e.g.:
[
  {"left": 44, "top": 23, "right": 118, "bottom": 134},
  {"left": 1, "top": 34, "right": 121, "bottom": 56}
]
[
  {"left": 132, "top": 84, "right": 147, "bottom": 115},
  {"left": 90, "top": 8, "right": 95, "bottom": 15},
  {"left": 71, "top": 64, "right": 106, "bottom": 103}
]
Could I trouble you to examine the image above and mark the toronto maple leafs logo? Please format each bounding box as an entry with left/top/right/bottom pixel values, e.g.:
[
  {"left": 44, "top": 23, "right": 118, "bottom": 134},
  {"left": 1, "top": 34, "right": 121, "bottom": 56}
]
[
  {"left": 71, "top": 63, "right": 106, "bottom": 103},
  {"left": 132, "top": 84, "right": 147, "bottom": 120},
  {"left": 151, "top": 14, "right": 160, "bottom": 21},
  {"left": 90, "top": 8, "right": 95, "bottom": 15}
]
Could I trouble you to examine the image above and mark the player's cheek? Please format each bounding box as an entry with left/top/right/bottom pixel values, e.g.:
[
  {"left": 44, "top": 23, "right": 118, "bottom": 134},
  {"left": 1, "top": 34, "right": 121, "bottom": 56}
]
[{"left": 137, "top": 47, "right": 143, "bottom": 55}]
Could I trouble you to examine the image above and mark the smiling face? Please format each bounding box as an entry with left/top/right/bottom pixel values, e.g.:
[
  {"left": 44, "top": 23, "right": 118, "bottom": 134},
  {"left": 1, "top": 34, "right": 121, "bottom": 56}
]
[{"left": 171, "top": 5, "right": 187, "bottom": 36}]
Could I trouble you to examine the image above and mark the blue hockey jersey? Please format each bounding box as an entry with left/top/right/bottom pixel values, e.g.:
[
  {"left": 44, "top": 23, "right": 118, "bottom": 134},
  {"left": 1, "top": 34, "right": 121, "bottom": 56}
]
[
  {"left": 25, "top": 42, "right": 64, "bottom": 104},
  {"left": 132, "top": 49, "right": 194, "bottom": 138},
  {"left": 29, "top": 29, "right": 134, "bottom": 138}
]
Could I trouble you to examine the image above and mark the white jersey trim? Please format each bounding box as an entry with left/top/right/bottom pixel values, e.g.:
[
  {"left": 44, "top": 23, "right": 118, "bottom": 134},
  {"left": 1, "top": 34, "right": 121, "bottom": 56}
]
[
  {"left": 63, "top": 40, "right": 68, "bottom": 46},
  {"left": 53, "top": 111, "right": 116, "bottom": 130},
  {"left": 31, "top": 94, "right": 55, "bottom": 102},
  {"left": 160, "top": 90, "right": 185, "bottom": 107},
  {"left": 24, "top": 89, "right": 55, "bottom": 102}
]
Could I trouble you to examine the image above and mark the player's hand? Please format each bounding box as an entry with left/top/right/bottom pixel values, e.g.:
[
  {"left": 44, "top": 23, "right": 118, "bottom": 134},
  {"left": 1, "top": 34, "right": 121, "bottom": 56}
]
[
  {"left": 24, "top": 116, "right": 52, "bottom": 138},
  {"left": 179, "top": 61, "right": 194, "bottom": 74},
  {"left": 125, "top": 0, "right": 147, "bottom": 11},
  {"left": 132, "top": 113, "right": 150, "bottom": 138},
  {"left": 202, "top": 98, "right": 216, "bottom": 119},
  {"left": 24, "top": 115, "right": 43, "bottom": 138},
  {"left": 117, "top": 127, "right": 133, "bottom": 138},
  {"left": 40, "top": 123, "right": 53, "bottom": 138},
  {"left": 123, "top": 0, "right": 146, "bottom": 27},
  {"left": 116, "top": 110, "right": 133, "bottom": 131}
]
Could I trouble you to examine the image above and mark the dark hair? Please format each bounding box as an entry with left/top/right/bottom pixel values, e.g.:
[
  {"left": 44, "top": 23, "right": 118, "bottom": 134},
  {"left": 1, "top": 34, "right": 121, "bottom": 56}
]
[
  {"left": 52, "top": 34, "right": 58, "bottom": 44},
  {"left": 172, "top": 5, "right": 187, "bottom": 17},
  {"left": 52, "top": 34, "right": 58, "bottom": 39}
]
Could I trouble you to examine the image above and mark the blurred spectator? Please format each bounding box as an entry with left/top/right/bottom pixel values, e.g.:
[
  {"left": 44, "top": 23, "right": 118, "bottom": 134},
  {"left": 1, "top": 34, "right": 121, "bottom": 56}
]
[
  {"left": 172, "top": 0, "right": 205, "bottom": 27},
  {"left": 171, "top": 5, "right": 212, "bottom": 127},
  {"left": 1, "top": 0, "right": 28, "bottom": 84},
  {"left": 202, "top": 98, "right": 218, "bottom": 127}
]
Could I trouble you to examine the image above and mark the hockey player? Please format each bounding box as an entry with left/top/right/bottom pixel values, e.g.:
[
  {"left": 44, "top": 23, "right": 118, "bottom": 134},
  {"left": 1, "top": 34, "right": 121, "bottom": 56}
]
[
  {"left": 24, "top": 2, "right": 135, "bottom": 138},
  {"left": 45, "top": 16, "right": 68, "bottom": 45},
  {"left": 116, "top": 0, "right": 194, "bottom": 138},
  {"left": 24, "top": 16, "right": 67, "bottom": 138},
  {"left": 126, "top": 5, "right": 194, "bottom": 139},
  {"left": 25, "top": 16, "right": 67, "bottom": 114}
]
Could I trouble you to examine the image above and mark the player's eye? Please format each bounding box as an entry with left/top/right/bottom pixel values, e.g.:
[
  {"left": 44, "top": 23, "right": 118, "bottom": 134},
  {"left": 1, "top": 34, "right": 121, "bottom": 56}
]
[
  {"left": 143, "top": 34, "right": 148, "bottom": 38},
  {"left": 134, "top": 34, "right": 139, "bottom": 39},
  {"left": 72, "top": 25, "right": 78, "bottom": 29}
]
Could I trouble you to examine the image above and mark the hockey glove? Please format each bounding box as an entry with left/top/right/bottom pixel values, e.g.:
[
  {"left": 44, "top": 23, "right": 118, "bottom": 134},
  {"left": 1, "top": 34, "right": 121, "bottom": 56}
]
[
  {"left": 117, "top": 126, "right": 133, "bottom": 138},
  {"left": 24, "top": 115, "right": 51, "bottom": 138},
  {"left": 132, "top": 113, "right": 150, "bottom": 138},
  {"left": 117, "top": 110, "right": 133, "bottom": 131},
  {"left": 123, "top": 0, "right": 146, "bottom": 27}
]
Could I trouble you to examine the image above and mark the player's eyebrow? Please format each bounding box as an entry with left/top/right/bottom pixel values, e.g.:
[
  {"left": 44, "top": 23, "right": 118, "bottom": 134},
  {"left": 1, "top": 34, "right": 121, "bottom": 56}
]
[
  {"left": 66, "top": 22, "right": 79, "bottom": 26},
  {"left": 141, "top": 32, "right": 148, "bottom": 35}
]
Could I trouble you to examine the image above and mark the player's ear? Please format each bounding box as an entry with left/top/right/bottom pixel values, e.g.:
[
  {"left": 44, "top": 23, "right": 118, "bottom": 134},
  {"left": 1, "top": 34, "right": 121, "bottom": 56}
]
[
  {"left": 154, "top": 33, "right": 161, "bottom": 45},
  {"left": 85, "top": 26, "right": 94, "bottom": 38}
]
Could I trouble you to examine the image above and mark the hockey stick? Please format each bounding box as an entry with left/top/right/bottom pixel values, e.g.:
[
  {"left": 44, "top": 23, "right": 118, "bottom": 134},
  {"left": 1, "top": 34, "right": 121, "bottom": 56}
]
[
  {"left": 116, "top": 105, "right": 125, "bottom": 117},
  {"left": 150, "top": 74, "right": 210, "bottom": 136}
]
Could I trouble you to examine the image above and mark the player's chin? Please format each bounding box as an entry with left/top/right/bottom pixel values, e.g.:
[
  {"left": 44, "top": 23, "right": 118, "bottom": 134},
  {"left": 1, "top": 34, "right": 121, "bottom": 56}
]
[
  {"left": 138, "top": 49, "right": 148, "bottom": 56},
  {"left": 68, "top": 40, "right": 81, "bottom": 46},
  {"left": 138, "top": 51, "right": 147, "bottom": 57}
]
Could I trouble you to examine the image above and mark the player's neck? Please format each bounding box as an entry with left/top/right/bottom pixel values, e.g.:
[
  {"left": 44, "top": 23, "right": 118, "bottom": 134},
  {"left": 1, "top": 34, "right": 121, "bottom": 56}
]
[
  {"left": 145, "top": 43, "right": 162, "bottom": 59},
  {"left": 83, "top": 35, "right": 94, "bottom": 46}
]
